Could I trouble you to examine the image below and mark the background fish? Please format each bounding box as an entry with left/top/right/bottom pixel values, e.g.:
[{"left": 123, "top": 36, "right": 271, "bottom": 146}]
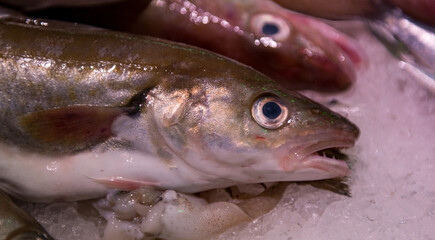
[
  {"left": 387, "top": 0, "right": 435, "bottom": 27},
  {"left": 271, "top": 0, "right": 435, "bottom": 93},
  {"left": 0, "top": 191, "right": 54, "bottom": 240},
  {"left": 368, "top": 8, "right": 435, "bottom": 93},
  {"left": 272, "top": 0, "right": 435, "bottom": 27},
  {"left": 0, "top": 11, "right": 359, "bottom": 202},
  {"left": 26, "top": 0, "right": 363, "bottom": 92},
  {"left": 272, "top": 0, "right": 376, "bottom": 20}
]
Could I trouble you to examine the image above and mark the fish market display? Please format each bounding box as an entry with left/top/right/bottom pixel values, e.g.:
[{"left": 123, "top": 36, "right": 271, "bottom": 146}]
[
  {"left": 17, "top": 24, "right": 435, "bottom": 240},
  {"left": 0, "top": 10, "right": 359, "bottom": 205},
  {"left": 27, "top": 0, "right": 364, "bottom": 92},
  {"left": 0, "top": 190, "right": 54, "bottom": 240}
]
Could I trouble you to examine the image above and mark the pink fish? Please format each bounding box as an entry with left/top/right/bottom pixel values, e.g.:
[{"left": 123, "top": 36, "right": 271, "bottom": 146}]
[{"left": 129, "top": 0, "right": 364, "bottom": 92}]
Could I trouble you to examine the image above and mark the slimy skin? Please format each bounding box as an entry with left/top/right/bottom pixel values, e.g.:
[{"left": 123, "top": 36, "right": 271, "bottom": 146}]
[{"left": 0, "top": 10, "right": 359, "bottom": 203}]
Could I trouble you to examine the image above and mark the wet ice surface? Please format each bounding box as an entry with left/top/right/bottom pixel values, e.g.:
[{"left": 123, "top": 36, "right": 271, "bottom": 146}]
[
  {"left": 22, "top": 24, "right": 435, "bottom": 240},
  {"left": 22, "top": 201, "right": 105, "bottom": 239}
]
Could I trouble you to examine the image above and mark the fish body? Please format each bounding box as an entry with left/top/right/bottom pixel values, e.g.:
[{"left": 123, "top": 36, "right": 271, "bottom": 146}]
[
  {"left": 29, "top": 0, "right": 363, "bottom": 92},
  {"left": 0, "top": 191, "right": 54, "bottom": 240},
  {"left": 368, "top": 8, "right": 435, "bottom": 93},
  {"left": 388, "top": 0, "right": 435, "bottom": 26},
  {"left": 272, "top": 0, "right": 435, "bottom": 27},
  {"left": 0, "top": 12, "right": 359, "bottom": 203},
  {"left": 272, "top": 0, "right": 375, "bottom": 20}
]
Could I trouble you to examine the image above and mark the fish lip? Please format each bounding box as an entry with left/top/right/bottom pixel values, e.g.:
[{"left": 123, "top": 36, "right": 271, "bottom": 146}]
[
  {"left": 300, "top": 140, "right": 354, "bottom": 176},
  {"left": 300, "top": 139, "right": 355, "bottom": 160},
  {"left": 282, "top": 138, "right": 356, "bottom": 178}
]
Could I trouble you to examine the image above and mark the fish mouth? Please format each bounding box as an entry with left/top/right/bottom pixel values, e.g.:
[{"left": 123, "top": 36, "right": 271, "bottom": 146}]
[
  {"left": 301, "top": 145, "right": 351, "bottom": 176},
  {"left": 282, "top": 139, "right": 355, "bottom": 180}
]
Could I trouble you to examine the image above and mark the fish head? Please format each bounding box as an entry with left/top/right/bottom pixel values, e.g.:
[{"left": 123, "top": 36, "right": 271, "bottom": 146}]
[
  {"left": 144, "top": 67, "right": 359, "bottom": 186},
  {"left": 235, "top": 1, "right": 363, "bottom": 91}
]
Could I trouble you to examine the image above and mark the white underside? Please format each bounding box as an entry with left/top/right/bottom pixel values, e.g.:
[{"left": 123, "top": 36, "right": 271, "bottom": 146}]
[
  {"left": 0, "top": 144, "right": 182, "bottom": 202},
  {"left": 0, "top": 141, "right": 344, "bottom": 202}
]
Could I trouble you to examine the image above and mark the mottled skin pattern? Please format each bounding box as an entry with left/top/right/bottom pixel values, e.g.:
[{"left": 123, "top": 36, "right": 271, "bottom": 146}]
[
  {"left": 0, "top": 13, "right": 359, "bottom": 202},
  {"left": 126, "top": 0, "right": 362, "bottom": 92}
]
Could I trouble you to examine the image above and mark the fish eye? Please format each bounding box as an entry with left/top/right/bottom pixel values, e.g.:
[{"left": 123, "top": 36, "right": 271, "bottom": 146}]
[
  {"left": 250, "top": 13, "right": 290, "bottom": 41},
  {"left": 252, "top": 94, "right": 288, "bottom": 129}
]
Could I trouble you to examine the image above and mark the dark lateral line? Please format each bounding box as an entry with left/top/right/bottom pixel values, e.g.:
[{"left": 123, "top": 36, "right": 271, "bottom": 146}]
[{"left": 124, "top": 87, "right": 152, "bottom": 116}]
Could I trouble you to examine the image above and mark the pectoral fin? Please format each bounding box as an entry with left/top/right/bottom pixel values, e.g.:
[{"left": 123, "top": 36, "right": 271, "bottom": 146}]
[
  {"left": 19, "top": 106, "right": 132, "bottom": 150},
  {"left": 91, "top": 177, "right": 159, "bottom": 191}
]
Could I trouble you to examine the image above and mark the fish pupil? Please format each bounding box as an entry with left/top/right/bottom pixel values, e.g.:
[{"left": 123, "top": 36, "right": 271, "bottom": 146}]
[
  {"left": 262, "top": 23, "right": 279, "bottom": 35},
  {"left": 262, "top": 102, "right": 281, "bottom": 119}
]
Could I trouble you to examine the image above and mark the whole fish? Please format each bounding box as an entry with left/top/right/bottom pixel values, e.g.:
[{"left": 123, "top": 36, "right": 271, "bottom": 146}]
[
  {"left": 0, "top": 10, "right": 359, "bottom": 203},
  {"left": 0, "top": 191, "right": 54, "bottom": 240},
  {"left": 29, "top": 0, "right": 363, "bottom": 92}
]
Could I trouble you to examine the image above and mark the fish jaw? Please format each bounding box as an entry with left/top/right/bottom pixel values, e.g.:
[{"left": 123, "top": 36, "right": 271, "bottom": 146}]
[
  {"left": 241, "top": 130, "right": 358, "bottom": 183},
  {"left": 279, "top": 139, "right": 355, "bottom": 179}
]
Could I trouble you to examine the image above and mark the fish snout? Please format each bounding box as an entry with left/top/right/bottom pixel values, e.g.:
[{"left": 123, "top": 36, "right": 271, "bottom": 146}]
[{"left": 276, "top": 103, "right": 359, "bottom": 180}]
